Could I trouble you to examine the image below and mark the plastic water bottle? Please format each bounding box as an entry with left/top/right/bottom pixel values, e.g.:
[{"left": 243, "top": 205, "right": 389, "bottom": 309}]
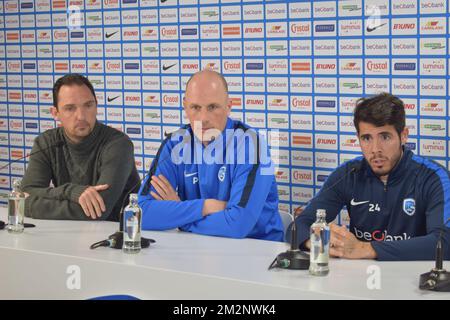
[
  {"left": 309, "top": 209, "right": 330, "bottom": 276},
  {"left": 122, "top": 193, "right": 142, "bottom": 254},
  {"left": 7, "top": 179, "right": 25, "bottom": 234}
]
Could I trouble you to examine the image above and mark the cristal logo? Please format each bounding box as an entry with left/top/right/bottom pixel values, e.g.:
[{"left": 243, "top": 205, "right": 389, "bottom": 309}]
[
  {"left": 163, "top": 95, "right": 178, "bottom": 104},
  {"left": 354, "top": 227, "right": 411, "bottom": 242},
  {"left": 291, "top": 24, "right": 309, "bottom": 33},
  {"left": 106, "top": 61, "right": 121, "bottom": 71},
  {"left": 292, "top": 98, "right": 311, "bottom": 107},
  {"left": 293, "top": 171, "right": 312, "bottom": 180},
  {"left": 317, "top": 138, "right": 336, "bottom": 145},
  {"left": 53, "top": 30, "right": 67, "bottom": 39},
  {"left": 367, "top": 61, "right": 387, "bottom": 71},
  {"left": 224, "top": 61, "right": 240, "bottom": 70},
  {"left": 161, "top": 28, "right": 177, "bottom": 37},
  {"left": 8, "top": 62, "right": 20, "bottom": 70},
  {"left": 10, "top": 120, "right": 22, "bottom": 129},
  {"left": 6, "top": 2, "right": 18, "bottom": 10}
]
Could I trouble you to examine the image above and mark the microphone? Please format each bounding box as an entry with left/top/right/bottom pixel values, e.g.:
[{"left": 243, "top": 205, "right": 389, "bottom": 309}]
[
  {"left": 269, "top": 163, "right": 361, "bottom": 270},
  {"left": 90, "top": 132, "right": 190, "bottom": 250},
  {"left": 419, "top": 218, "right": 450, "bottom": 291},
  {"left": 0, "top": 141, "right": 65, "bottom": 229}
]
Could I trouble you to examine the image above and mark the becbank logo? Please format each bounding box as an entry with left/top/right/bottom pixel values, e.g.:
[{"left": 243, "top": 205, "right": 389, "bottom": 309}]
[{"left": 354, "top": 227, "right": 411, "bottom": 241}]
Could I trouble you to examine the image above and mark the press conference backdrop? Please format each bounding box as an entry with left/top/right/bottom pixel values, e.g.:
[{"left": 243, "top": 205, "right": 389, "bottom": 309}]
[{"left": 0, "top": 0, "right": 449, "bottom": 221}]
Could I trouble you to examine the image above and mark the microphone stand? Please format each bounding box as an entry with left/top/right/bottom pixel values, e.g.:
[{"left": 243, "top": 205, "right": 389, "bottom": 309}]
[
  {"left": 268, "top": 165, "right": 361, "bottom": 270},
  {"left": 419, "top": 219, "right": 450, "bottom": 291},
  {"left": 268, "top": 207, "right": 310, "bottom": 270}
]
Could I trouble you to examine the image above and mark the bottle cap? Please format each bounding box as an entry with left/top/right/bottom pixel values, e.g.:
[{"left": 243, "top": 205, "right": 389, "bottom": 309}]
[
  {"left": 12, "top": 178, "right": 21, "bottom": 190},
  {"left": 316, "top": 209, "right": 326, "bottom": 218},
  {"left": 129, "top": 193, "right": 138, "bottom": 201}
]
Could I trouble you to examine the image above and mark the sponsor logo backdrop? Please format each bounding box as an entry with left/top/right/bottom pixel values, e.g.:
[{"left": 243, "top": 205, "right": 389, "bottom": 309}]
[{"left": 0, "top": 0, "right": 449, "bottom": 221}]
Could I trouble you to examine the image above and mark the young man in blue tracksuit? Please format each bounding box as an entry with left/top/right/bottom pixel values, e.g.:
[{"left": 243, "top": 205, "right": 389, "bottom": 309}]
[
  {"left": 138, "top": 70, "right": 283, "bottom": 241},
  {"left": 290, "top": 93, "right": 450, "bottom": 261}
]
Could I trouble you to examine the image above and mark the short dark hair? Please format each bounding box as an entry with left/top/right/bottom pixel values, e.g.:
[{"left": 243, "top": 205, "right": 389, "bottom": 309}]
[
  {"left": 353, "top": 92, "right": 405, "bottom": 136},
  {"left": 53, "top": 74, "right": 97, "bottom": 109}
]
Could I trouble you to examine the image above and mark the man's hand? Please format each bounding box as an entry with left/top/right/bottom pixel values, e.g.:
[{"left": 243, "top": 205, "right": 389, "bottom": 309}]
[
  {"left": 329, "top": 224, "right": 377, "bottom": 259},
  {"left": 302, "top": 224, "right": 377, "bottom": 259},
  {"left": 78, "top": 184, "right": 109, "bottom": 219},
  {"left": 202, "top": 199, "right": 227, "bottom": 216},
  {"left": 150, "top": 175, "right": 180, "bottom": 201}
]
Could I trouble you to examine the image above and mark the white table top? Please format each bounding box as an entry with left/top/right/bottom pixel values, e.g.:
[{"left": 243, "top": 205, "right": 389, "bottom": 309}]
[{"left": 0, "top": 208, "right": 448, "bottom": 300}]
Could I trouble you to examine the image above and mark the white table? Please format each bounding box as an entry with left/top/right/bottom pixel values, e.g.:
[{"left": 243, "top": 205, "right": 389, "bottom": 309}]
[{"left": 0, "top": 208, "right": 448, "bottom": 300}]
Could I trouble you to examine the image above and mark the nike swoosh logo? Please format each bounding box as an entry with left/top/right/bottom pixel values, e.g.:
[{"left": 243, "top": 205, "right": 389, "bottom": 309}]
[
  {"left": 162, "top": 63, "right": 176, "bottom": 71},
  {"left": 107, "top": 96, "right": 120, "bottom": 102},
  {"left": 161, "top": 0, "right": 168, "bottom": 2},
  {"left": 366, "top": 23, "right": 387, "bottom": 32},
  {"left": 350, "top": 199, "right": 370, "bottom": 206},
  {"left": 184, "top": 172, "right": 198, "bottom": 177},
  {"left": 105, "top": 31, "right": 119, "bottom": 39}
]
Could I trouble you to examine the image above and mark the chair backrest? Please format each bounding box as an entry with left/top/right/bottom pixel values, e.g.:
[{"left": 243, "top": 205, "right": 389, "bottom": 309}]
[{"left": 279, "top": 211, "right": 293, "bottom": 242}]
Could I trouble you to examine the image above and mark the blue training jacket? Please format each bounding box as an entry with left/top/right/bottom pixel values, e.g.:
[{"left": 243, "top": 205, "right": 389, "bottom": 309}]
[
  {"left": 138, "top": 117, "right": 284, "bottom": 242},
  {"left": 290, "top": 148, "right": 450, "bottom": 261}
]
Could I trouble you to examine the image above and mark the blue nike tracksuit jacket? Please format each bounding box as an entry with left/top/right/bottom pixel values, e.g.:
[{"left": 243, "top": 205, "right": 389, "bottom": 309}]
[
  {"left": 290, "top": 149, "right": 450, "bottom": 261},
  {"left": 138, "top": 118, "right": 284, "bottom": 241}
]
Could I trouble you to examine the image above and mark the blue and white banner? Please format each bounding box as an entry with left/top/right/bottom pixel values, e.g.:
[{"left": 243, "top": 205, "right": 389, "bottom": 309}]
[{"left": 0, "top": 0, "right": 449, "bottom": 219}]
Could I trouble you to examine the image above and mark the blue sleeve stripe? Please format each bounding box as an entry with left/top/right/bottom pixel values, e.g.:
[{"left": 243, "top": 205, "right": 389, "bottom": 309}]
[
  {"left": 238, "top": 163, "right": 259, "bottom": 208},
  {"left": 237, "top": 131, "right": 261, "bottom": 208},
  {"left": 411, "top": 155, "right": 450, "bottom": 224}
]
